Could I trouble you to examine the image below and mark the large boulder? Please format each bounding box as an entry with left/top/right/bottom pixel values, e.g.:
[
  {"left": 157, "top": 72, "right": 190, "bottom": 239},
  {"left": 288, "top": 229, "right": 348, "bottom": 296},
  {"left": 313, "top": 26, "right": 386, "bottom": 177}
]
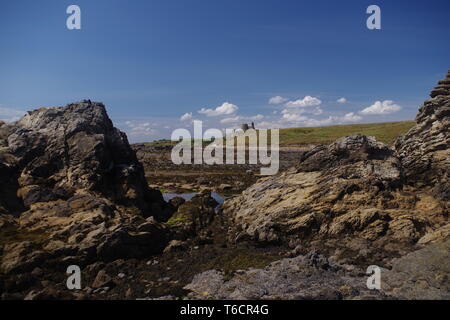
[
  {"left": 1, "top": 100, "right": 167, "bottom": 217},
  {"left": 395, "top": 70, "right": 450, "bottom": 199},
  {"left": 223, "top": 132, "right": 447, "bottom": 265},
  {"left": 0, "top": 101, "right": 173, "bottom": 275}
]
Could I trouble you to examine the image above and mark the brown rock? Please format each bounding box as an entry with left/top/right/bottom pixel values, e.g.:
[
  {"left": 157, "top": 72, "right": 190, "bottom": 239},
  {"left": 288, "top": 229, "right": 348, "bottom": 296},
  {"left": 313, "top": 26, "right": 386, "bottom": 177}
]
[{"left": 92, "top": 269, "right": 115, "bottom": 289}]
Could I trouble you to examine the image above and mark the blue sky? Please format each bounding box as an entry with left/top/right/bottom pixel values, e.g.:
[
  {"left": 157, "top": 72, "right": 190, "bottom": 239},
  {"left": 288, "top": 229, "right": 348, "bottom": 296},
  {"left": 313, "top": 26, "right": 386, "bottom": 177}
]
[{"left": 0, "top": 0, "right": 449, "bottom": 142}]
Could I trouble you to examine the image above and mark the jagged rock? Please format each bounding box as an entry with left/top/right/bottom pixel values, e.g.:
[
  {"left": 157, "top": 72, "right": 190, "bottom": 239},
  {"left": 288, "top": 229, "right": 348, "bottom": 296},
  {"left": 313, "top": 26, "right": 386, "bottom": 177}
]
[
  {"left": 0, "top": 101, "right": 174, "bottom": 274},
  {"left": 165, "top": 191, "right": 218, "bottom": 240},
  {"left": 1, "top": 100, "right": 167, "bottom": 217},
  {"left": 395, "top": 70, "right": 450, "bottom": 199},
  {"left": 168, "top": 196, "right": 186, "bottom": 210}
]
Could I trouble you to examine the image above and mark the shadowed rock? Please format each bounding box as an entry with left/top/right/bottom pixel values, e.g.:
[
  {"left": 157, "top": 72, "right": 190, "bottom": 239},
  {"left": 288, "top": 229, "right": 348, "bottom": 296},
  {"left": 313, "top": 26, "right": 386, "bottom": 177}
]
[
  {"left": 0, "top": 100, "right": 167, "bottom": 218},
  {"left": 395, "top": 70, "right": 450, "bottom": 200}
]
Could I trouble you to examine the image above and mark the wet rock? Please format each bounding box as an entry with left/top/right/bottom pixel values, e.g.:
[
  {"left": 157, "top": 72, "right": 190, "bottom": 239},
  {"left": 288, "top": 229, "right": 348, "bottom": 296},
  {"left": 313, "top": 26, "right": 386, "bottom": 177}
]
[
  {"left": 168, "top": 197, "right": 186, "bottom": 210},
  {"left": 166, "top": 191, "right": 218, "bottom": 240}
]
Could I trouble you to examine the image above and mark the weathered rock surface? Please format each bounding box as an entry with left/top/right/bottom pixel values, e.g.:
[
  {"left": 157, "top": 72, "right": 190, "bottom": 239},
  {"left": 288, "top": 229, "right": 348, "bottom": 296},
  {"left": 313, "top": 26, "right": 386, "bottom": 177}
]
[
  {"left": 222, "top": 72, "right": 450, "bottom": 267},
  {"left": 382, "top": 240, "right": 450, "bottom": 299},
  {"left": 223, "top": 135, "right": 447, "bottom": 264},
  {"left": 0, "top": 101, "right": 173, "bottom": 274},
  {"left": 0, "top": 100, "right": 167, "bottom": 216},
  {"left": 184, "top": 251, "right": 384, "bottom": 300},
  {"left": 395, "top": 70, "right": 450, "bottom": 200},
  {"left": 165, "top": 191, "right": 218, "bottom": 241}
]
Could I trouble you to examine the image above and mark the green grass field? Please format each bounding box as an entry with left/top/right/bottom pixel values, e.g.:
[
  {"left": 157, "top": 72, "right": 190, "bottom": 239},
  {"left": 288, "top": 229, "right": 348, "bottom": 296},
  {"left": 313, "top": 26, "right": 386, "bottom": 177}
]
[
  {"left": 278, "top": 121, "right": 415, "bottom": 145},
  {"left": 141, "top": 121, "right": 415, "bottom": 147}
]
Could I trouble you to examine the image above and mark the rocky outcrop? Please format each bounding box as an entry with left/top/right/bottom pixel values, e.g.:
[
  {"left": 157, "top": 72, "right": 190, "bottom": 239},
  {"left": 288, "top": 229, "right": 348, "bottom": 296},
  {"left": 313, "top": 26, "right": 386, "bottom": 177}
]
[
  {"left": 395, "top": 70, "right": 450, "bottom": 200},
  {"left": 222, "top": 73, "right": 450, "bottom": 266},
  {"left": 222, "top": 134, "right": 446, "bottom": 263},
  {"left": 0, "top": 100, "right": 167, "bottom": 217},
  {"left": 0, "top": 101, "right": 173, "bottom": 274},
  {"left": 165, "top": 191, "right": 218, "bottom": 241}
]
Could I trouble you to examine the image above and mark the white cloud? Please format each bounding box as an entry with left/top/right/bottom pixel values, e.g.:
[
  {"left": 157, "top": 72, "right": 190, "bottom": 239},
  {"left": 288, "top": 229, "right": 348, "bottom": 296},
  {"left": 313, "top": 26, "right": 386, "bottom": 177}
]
[
  {"left": 251, "top": 114, "right": 264, "bottom": 121},
  {"left": 0, "top": 106, "right": 25, "bottom": 122},
  {"left": 269, "top": 96, "right": 288, "bottom": 104},
  {"left": 124, "top": 121, "right": 158, "bottom": 137},
  {"left": 282, "top": 113, "right": 309, "bottom": 122},
  {"left": 180, "top": 112, "right": 192, "bottom": 121},
  {"left": 220, "top": 116, "right": 241, "bottom": 124},
  {"left": 220, "top": 114, "right": 264, "bottom": 124},
  {"left": 337, "top": 97, "right": 347, "bottom": 103},
  {"left": 282, "top": 112, "right": 362, "bottom": 126},
  {"left": 359, "top": 100, "right": 401, "bottom": 115},
  {"left": 281, "top": 105, "right": 323, "bottom": 118},
  {"left": 256, "top": 121, "right": 282, "bottom": 129},
  {"left": 198, "top": 102, "right": 238, "bottom": 117},
  {"left": 285, "top": 96, "right": 322, "bottom": 108},
  {"left": 340, "top": 112, "right": 362, "bottom": 122}
]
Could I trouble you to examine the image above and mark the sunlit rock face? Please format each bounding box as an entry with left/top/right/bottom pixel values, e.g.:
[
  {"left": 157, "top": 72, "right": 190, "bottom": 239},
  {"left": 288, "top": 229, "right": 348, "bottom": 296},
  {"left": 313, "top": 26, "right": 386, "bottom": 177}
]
[
  {"left": 222, "top": 72, "right": 449, "bottom": 265},
  {"left": 0, "top": 101, "right": 173, "bottom": 274}
]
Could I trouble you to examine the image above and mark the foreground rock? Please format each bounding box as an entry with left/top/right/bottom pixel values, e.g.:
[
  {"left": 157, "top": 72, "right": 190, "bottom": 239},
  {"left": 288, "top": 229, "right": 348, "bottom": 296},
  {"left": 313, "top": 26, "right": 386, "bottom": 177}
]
[
  {"left": 382, "top": 240, "right": 450, "bottom": 299},
  {"left": 0, "top": 101, "right": 173, "bottom": 275},
  {"left": 222, "top": 73, "right": 450, "bottom": 267},
  {"left": 185, "top": 251, "right": 383, "bottom": 300},
  {"left": 0, "top": 100, "right": 167, "bottom": 217}
]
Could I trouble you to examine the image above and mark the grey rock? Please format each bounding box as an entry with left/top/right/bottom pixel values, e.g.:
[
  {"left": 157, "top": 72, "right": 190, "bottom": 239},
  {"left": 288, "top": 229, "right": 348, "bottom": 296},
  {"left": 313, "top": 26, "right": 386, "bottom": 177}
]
[{"left": 395, "top": 70, "right": 450, "bottom": 200}]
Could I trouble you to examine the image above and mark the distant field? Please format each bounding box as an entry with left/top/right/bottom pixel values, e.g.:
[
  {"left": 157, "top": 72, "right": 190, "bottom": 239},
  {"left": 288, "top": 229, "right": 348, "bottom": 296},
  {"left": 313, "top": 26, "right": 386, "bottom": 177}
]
[
  {"left": 140, "top": 121, "right": 415, "bottom": 147},
  {"left": 278, "top": 121, "right": 415, "bottom": 145}
]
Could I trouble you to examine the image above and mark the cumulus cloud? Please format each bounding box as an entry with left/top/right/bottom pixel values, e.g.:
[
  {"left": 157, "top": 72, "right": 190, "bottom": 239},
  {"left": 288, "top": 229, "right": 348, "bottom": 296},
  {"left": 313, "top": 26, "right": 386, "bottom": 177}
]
[
  {"left": 337, "top": 97, "right": 347, "bottom": 103},
  {"left": 282, "top": 112, "right": 362, "bottom": 126},
  {"left": 269, "top": 96, "right": 288, "bottom": 104},
  {"left": 180, "top": 112, "right": 192, "bottom": 121},
  {"left": 124, "top": 121, "right": 158, "bottom": 137},
  {"left": 281, "top": 105, "right": 323, "bottom": 120},
  {"left": 359, "top": 100, "right": 401, "bottom": 115},
  {"left": 282, "top": 113, "right": 309, "bottom": 122},
  {"left": 198, "top": 102, "right": 238, "bottom": 117},
  {"left": 256, "top": 120, "right": 282, "bottom": 129},
  {"left": 340, "top": 112, "right": 362, "bottom": 122},
  {"left": 220, "top": 116, "right": 241, "bottom": 124},
  {"left": 285, "top": 96, "right": 322, "bottom": 108},
  {"left": 0, "top": 106, "right": 25, "bottom": 122},
  {"left": 220, "top": 114, "right": 264, "bottom": 124}
]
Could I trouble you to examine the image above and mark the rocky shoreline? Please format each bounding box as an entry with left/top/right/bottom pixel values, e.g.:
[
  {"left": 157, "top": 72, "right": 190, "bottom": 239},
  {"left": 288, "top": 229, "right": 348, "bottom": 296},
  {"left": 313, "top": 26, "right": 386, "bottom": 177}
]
[{"left": 0, "top": 71, "right": 449, "bottom": 300}]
